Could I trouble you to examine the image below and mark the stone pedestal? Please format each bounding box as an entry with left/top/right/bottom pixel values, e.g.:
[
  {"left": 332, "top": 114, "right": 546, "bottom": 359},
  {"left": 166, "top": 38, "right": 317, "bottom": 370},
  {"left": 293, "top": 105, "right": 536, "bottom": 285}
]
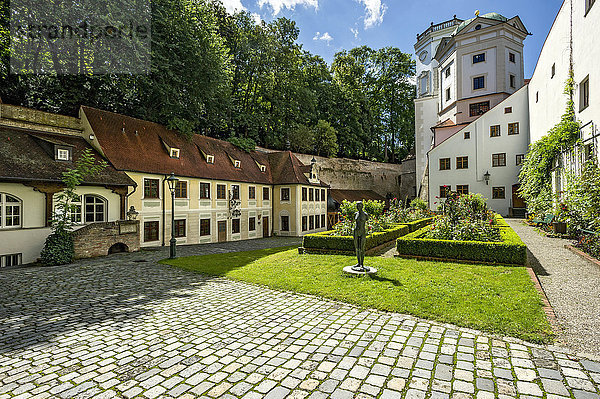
[{"left": 343, "top": 265, "right": 378, "bottom": 276}]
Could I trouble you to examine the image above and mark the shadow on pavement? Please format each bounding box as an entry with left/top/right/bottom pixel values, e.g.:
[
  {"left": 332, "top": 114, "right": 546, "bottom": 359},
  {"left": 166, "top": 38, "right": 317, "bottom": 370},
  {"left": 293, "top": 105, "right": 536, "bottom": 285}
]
[{"left": 527, "top": 248, "right": 550, "bottom": 276}]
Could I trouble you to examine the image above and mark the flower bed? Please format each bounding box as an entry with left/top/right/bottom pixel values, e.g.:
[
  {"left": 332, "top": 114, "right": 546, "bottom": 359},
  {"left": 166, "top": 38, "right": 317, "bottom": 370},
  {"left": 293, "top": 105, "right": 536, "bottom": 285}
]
[
  {"left": 396, "top": 222, "right": 527, "bottom": 266},
  {"left": 301, "top": 223, "right": 410, "bottom": 255}
]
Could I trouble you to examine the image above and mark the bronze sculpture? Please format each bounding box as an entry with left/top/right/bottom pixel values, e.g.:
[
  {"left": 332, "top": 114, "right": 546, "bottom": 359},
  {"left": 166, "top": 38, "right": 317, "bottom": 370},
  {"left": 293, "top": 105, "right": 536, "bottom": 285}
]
[{"left": 352, "top": 201, "right": 369, "bottom": 272}]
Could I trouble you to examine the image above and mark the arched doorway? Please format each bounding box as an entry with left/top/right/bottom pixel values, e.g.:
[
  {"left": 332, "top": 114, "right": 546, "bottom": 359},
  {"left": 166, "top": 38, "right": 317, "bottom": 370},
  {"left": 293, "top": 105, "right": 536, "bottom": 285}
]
[{"left": 108, "top": 243, "right": 129, "bottom": 255}]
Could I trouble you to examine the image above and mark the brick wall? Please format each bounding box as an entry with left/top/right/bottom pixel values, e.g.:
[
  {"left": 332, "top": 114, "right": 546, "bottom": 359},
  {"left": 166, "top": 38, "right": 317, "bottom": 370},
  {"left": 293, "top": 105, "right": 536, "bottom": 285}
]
[{"left": 72, "top": 221, "right": 140, "bottom": 259}]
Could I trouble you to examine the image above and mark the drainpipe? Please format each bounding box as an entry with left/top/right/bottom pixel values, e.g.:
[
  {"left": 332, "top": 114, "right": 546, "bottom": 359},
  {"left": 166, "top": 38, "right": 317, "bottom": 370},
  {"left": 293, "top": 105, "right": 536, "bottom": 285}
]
[
  {"left": 125, "top": 184, "right": 137, "bottom": 219},
  {"left": 162, "top": 176, "right": 166, "bottom": 246}
]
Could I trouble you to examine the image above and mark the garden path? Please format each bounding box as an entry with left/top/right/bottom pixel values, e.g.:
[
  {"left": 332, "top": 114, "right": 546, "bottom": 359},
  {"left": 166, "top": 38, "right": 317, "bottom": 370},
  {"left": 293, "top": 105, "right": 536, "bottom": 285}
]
[{"left": 507, "top": 219, "right": 600, "bottom": 358}]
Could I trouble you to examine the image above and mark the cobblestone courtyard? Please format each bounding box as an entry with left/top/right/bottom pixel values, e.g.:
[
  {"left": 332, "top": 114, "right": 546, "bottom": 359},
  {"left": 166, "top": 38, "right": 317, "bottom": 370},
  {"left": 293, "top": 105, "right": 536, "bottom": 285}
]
[{"left": 1, "top": 239, "right": 600, "bottom": 399}]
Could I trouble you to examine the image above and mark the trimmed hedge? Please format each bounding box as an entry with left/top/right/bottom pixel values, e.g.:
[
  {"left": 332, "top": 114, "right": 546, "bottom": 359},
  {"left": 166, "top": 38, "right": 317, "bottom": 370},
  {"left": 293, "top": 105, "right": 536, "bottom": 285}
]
[
  {"left": 403, "top": 217, "right": 437, "bottom": 232},
  {"left": 396, "top": 223, "right": 527, "bottom": 265},
  {"left": 493, "top": 214, "right": 511, "bottom": 228},
  {"left": 303, "top": 224, "right": 410, "bottom": 254}
]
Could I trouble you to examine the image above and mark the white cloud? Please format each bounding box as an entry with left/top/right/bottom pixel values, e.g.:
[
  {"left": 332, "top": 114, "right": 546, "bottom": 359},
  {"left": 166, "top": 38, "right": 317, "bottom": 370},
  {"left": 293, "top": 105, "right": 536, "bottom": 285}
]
[
  {"left": 355, "top": 0, "right": 387, "bottom": 29},
  {"left": 251, "top": 12, "right": 262, "bottom": 24},
  {"left": 313, "top": 31, "right": 333, "bottom": 44},
  {"left": 350, "top": 27, "right": 359, "bottom": 39},
  {"left": 257, "top": 0, "right": 318, "bottom": 15},
  {"left": 221, "top": 0, "right": 246, "bottom": 13}
]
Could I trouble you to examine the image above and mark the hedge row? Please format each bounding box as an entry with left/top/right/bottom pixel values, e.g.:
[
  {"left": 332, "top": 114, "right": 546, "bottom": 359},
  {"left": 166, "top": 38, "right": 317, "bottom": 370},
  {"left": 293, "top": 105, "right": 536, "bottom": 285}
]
[
  {"left": 396, "top": 223, "right": 527, "bottom": 265},
  {"left": 303, "top": 224, "right": 410, "bottom": 253},
  {"left": 403, "top": 217, "right": 437, "bottom": 233},
  {"left": 493, "top": 214, "right": 511, "bottom": 228}
]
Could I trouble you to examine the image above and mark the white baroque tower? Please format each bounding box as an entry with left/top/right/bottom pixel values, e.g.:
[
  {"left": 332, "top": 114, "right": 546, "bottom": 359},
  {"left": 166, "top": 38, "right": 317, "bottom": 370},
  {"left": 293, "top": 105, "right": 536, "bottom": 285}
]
[{"left": 414, "top": 12, "right": 529, "bottom": 199}]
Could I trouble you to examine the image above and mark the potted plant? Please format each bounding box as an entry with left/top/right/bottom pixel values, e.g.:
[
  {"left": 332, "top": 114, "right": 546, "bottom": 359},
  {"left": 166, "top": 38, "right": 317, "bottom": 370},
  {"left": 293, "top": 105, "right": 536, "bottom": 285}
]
[{"left": 553, "top": 203, "right": 568, "bottom": 234}]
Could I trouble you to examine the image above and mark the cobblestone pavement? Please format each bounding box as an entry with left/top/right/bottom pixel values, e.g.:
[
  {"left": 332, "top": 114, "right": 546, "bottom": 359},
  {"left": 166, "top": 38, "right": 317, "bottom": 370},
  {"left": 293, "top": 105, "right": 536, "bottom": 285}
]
[
  {"left": 507, "top": 219, "right": 600, "bottom": 358},
  {"left": 1, "top": 238, "right": 600, "bottom": 398}
]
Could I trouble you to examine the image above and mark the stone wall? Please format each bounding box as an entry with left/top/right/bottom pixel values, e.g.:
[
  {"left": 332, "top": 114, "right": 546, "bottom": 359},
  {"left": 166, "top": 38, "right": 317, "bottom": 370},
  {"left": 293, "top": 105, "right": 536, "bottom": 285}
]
[
  {"left": 292, "top": 153, "right": 417, "bottom": 201},
  {"left": 0, "top": 103, "right": 82, "bottom": 135},
  {"left": 72, "top": 220, "right": 140, "bottom": 259}
]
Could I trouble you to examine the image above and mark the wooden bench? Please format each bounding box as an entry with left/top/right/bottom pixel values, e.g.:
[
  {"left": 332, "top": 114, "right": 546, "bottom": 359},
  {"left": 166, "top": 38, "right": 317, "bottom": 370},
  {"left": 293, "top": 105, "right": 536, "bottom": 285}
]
[{"left": 531, "top": 214, "right": 554, "bottom": 227}]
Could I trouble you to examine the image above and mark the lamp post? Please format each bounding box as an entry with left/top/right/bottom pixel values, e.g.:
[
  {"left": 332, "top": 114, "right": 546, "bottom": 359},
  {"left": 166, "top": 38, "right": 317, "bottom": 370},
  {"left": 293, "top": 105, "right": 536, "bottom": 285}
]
[{"left": 166, "top": 173, "right": 179, "bottom": 259}]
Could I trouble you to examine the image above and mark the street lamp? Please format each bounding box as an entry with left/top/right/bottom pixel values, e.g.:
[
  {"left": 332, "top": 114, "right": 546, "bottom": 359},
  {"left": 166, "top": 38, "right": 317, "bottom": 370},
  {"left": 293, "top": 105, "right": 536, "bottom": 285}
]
[
  {"left": 483, "top": 171, "right": 491, "bottom": 185},
  {"left": 166, "top": 172, "right": 179, "bottom": 259}
]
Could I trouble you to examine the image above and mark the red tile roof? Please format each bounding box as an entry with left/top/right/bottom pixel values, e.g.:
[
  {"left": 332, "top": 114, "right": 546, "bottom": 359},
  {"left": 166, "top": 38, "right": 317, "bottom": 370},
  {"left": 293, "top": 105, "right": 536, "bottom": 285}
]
[{"left": 82, "top": 106, "right": 325, "bottom": 186}]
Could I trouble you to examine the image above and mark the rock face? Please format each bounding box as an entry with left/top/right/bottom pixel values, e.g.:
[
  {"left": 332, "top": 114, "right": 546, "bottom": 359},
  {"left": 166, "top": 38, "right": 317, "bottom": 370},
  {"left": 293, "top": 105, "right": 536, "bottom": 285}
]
[{"left": 291, "top": 152, "right": 416, "bottom": 201}]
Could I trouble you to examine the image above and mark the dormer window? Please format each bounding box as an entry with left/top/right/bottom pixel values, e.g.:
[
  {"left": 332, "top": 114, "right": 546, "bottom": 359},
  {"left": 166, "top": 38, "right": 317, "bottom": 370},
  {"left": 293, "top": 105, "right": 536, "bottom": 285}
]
[
  {"left": 56, "top": 147, "right": 71, "bottom": 161},
  {"left": 170, "top": 148, "right": 180, "bottom": 159},
  {"left": 260, "top": 165, "right": 266, "bottom": 172},
  {"left": 206, "top": 155, "right": 214, "bottom": 164},
  {"left": 234, "top": 160, "right": 241, "bottom": 168}
]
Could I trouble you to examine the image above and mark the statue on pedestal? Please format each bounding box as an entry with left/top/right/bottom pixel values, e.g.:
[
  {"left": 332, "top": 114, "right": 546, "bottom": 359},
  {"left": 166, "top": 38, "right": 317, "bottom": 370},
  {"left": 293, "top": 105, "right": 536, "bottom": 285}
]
[{"left": 352, "top": 201, "right": 369, "bottom": 272}]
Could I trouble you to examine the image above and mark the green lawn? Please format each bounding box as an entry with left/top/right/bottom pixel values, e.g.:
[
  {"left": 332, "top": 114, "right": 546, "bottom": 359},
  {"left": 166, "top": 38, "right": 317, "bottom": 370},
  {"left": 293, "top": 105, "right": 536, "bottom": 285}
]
[{"left": 161, "top": 247, "right": 553, "bottom": 343}]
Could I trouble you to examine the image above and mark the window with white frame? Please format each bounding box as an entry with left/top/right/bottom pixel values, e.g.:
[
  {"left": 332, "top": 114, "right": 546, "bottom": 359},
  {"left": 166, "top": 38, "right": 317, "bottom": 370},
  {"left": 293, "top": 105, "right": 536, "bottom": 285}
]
[
  {"left": 54, "top": 195, "right": 82, "bottom": 223},
  {"left": 170, "top": 148, "right": 180, "bottom": 159},
  {"left": 206, "top": 154, "right": 215, "bottom": 164},
  {"left": 0, "top": 193, "right": 22, "bottom": 229},
  {"left": 84, "top": 195, "right": 106, "bottom": 223},
  {"left": 57, "top": 148, "right": 70, "bottom": 161}
]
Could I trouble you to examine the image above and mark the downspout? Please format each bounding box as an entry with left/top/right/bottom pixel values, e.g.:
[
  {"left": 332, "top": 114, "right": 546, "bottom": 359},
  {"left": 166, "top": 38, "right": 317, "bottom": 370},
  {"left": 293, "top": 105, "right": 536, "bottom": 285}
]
[
  {"left": 125, "top": 184, "right": 137, "bottom": 219},
  {"left": 162, "top": 176, "right": 166, "bottom": 246}
]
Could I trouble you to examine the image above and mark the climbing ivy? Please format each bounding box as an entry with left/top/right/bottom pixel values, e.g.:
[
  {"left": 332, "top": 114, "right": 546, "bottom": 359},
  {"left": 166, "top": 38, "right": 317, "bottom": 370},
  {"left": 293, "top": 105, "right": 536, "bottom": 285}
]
[{"left": 518, "top": 70, "right": 580, "bottom": 215}]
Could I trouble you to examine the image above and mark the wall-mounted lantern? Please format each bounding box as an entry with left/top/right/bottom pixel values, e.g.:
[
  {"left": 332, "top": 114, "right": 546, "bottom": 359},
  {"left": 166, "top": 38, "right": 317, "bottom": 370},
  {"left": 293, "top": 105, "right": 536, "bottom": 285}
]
[{"left": 484, "top": 171, "right": 491, "bottom": 185}]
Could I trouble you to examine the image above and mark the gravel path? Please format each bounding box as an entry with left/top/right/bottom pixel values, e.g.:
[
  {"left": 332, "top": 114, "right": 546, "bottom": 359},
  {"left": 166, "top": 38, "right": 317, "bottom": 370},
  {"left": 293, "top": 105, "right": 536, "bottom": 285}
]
[{"left": 507, "top": 219, "right": 600, "bottom": 358}]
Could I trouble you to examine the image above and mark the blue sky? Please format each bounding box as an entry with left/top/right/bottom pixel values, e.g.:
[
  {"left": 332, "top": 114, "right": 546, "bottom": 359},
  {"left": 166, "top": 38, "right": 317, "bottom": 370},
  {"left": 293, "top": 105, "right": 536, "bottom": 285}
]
[{"left": 221, "top": 0, "right": 564, "bottom": 78}]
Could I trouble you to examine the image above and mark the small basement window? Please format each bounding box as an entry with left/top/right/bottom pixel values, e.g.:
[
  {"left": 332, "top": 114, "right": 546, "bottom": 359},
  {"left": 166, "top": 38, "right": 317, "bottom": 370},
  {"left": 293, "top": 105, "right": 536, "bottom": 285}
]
[{"left": 170, "top": 148, "right": 180, "bottom": 159}]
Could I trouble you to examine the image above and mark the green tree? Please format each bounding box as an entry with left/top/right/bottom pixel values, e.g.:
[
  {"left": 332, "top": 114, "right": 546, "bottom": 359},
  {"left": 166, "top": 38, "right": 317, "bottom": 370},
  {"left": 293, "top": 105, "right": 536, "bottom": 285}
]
[
  {"left": 313, "top": 120, "right": 338, "bottom": 157},
  {"left": 288, "top": 123, "right": 315, "bottom": 153},
  {"left": 41, "top": 149, "right": 107, "bottom": 266}
]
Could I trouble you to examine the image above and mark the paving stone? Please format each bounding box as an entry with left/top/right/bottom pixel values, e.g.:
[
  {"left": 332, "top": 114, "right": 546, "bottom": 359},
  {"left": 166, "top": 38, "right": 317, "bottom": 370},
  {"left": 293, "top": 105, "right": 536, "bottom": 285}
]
[
  {"left": 476, "top": 377, "right": 494, "bottom": 392},
  {"left": 405, "top": 389, "right": 426, "bottom": 399},
  {"left": 264, "top": 386, "right": 290, "bottom": 399},
  {"left": 572, "top": 390, "right": 600, "bottom": 399},
  {"left": 539, "top": 367, "right": 564, "bottom": 380},
  {"left": 517, "top": 381, "right": 543, "bottom": 396},
  {"left": 541, "top": 378, "right": 570, "bottom": 396},
  {"left": 567, "top": 377, "right": 597, "bottom": 392}
]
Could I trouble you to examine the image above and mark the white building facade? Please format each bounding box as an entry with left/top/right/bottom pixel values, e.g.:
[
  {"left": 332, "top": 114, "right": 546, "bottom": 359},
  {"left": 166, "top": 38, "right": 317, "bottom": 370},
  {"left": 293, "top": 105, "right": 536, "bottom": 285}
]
[
  {"left": 428, "top": 85, "right": 530, "bottom": 216},
  {"left": 414, "top": 12, "right": 531, "bottom": 216},
  {"left": 414, "top": 16, "right": 464, "bottom": 197},
  {"left": 528, "top": 0, "right": 599, "bottom": 186}
]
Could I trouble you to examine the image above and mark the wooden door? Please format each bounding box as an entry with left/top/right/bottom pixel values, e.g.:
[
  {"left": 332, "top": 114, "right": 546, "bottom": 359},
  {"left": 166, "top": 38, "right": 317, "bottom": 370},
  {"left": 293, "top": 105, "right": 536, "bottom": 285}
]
[
  {"left": 218, "top": 221, "right": 227, "bottom": 242},
  {"left": 512, "top": 184, "right": 526, "bottom": 208},
  {"left": 263, "top": 217, "right": 269, "bottom": 237}
]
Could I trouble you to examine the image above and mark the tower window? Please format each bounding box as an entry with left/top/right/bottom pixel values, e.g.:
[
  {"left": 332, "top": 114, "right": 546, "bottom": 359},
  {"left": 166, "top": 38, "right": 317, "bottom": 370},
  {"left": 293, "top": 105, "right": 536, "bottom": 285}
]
[
  {"left": 473, "top": 76, "right": 485, "bottom": 90},
  {"left": 509, "top": 52, "right": 516, "bottom": 63},
  {"left": 473, "top": 53, "right": 485, "bottom": 64}
]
